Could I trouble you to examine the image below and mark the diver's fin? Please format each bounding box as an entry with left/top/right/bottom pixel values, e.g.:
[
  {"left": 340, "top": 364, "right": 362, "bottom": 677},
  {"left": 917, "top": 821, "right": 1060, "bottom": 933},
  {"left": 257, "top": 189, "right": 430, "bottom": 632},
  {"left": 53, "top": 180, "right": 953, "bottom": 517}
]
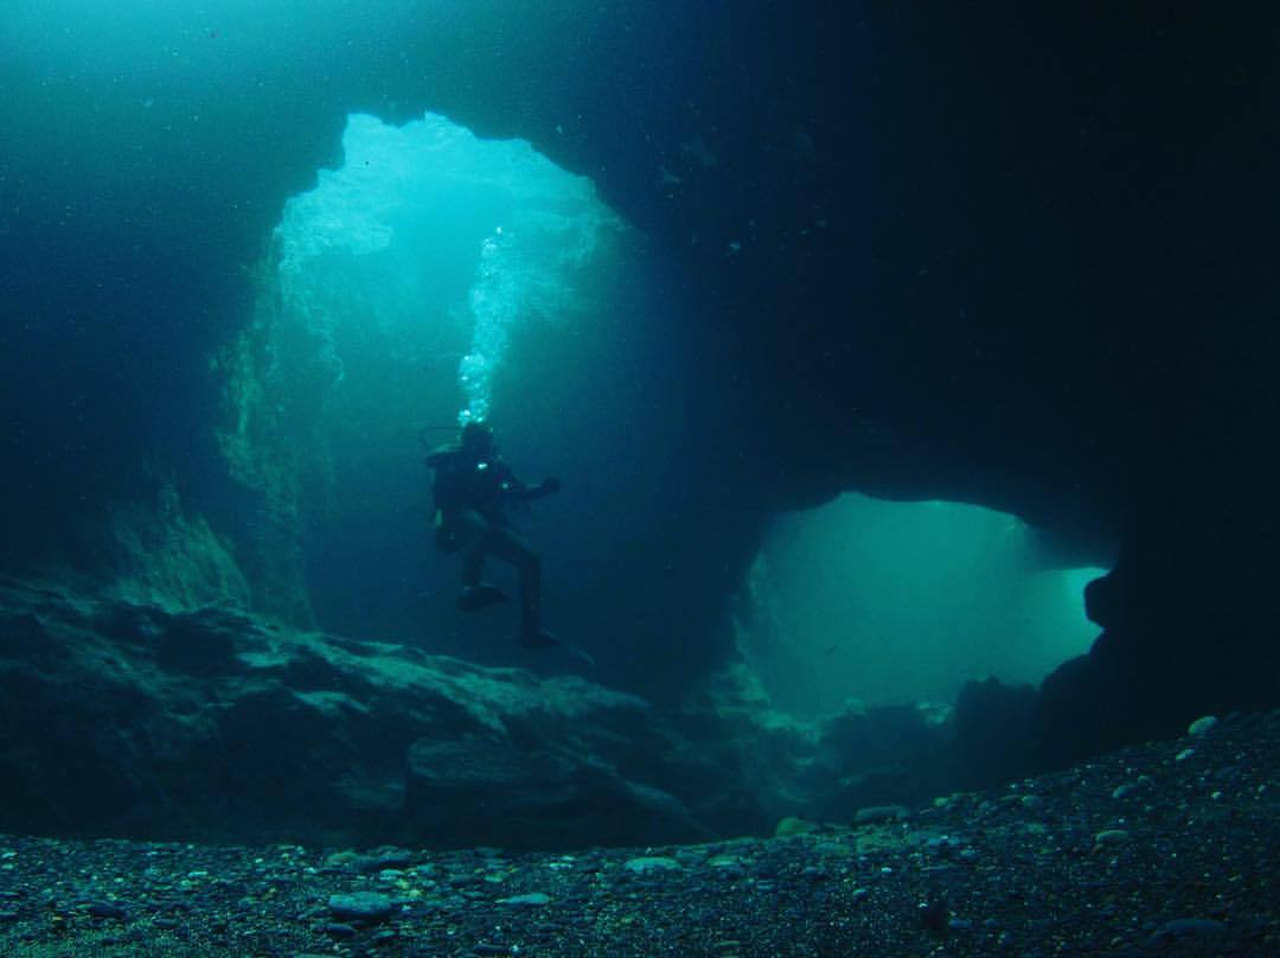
[
  {"left": 518, "top": 630, "right": 596, "bottom": 667},
  {"left": 518, "top": 629, "right": 561, "bottom": 649},
  {"left": 457, "top": 583, "right": 511, "bottom": 612},
  {"left": 561, "top": 639, "right": 596, "bottom": 668}
]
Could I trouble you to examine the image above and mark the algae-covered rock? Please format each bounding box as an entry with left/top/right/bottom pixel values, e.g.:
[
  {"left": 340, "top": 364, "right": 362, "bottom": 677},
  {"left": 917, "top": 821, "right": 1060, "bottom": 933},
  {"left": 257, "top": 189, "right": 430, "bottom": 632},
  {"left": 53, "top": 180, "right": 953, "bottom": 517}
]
[
  {"left": 0, "top": 579, "right": 730, "bottom": 849},
  {"left": 1188, "top": 715, "right": 1218, "bottom": 737},
  {"left": 623, "top": 856, "right": 681, "bottom": 874},
  {"left": 774, "top": 816, "right": 819, "bottom": 838}
]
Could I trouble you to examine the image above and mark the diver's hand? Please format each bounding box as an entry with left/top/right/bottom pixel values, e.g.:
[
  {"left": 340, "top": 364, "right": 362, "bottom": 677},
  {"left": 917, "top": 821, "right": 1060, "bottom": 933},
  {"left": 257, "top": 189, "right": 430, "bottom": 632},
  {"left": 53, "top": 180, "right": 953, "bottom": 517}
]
[{"left": 539, "top": 477, "right": 561, "bottom": 496}]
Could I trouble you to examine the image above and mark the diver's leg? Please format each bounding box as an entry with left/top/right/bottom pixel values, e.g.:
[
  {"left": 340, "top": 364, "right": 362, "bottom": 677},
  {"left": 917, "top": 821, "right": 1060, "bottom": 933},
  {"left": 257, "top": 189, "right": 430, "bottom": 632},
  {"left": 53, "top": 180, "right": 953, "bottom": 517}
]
[
  {"left": 484, "top": 526, "right": 549, "bottom": 643},
  {"left": 520, "top": 553, "right": 542, "bottom": 638},
  {"left": 455, "top": 512, "right": 510, "bottom": 610},
  {"left": 456, "top": 511, "right": 487, "bottom": 587}
]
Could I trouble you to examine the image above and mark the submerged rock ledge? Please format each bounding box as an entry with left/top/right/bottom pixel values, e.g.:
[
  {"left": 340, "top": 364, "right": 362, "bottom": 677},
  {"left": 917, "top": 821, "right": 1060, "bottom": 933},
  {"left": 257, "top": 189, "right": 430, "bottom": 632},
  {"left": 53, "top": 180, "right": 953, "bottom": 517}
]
[
  {"left": 3, "top": 577, "right": 960, "bottom": 850},
  {"left": 0, "top": 576, "right": 1156, "bottom": 853},
  {"left": 0, "top": 578, "right": 749, "bottom": 850}
]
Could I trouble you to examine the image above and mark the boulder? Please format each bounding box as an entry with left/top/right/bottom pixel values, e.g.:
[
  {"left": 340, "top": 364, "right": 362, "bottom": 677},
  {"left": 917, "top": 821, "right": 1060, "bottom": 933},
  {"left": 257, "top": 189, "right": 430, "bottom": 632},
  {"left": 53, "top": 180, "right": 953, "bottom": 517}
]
[{"left": 0, "top": 578, "right": 721, "bottom": 849}]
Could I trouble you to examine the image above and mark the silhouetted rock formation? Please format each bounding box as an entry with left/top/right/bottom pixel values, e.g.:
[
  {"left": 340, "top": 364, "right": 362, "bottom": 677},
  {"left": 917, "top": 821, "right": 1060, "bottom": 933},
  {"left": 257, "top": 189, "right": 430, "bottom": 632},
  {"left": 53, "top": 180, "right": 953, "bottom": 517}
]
[
  {"left": 1, "top": 580, "right": 995, "bottom": 847},
  {"left": 0, "top": 580, "right": 714, "bottom": 848},
  {"left": 3, "top": 3, "right": 1278, "bottom": 773}
]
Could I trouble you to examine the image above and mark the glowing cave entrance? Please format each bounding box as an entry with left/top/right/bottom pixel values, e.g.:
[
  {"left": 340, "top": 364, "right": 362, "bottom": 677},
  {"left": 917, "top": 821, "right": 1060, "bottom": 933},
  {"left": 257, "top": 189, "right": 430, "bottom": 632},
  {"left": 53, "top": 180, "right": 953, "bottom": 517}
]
[
  {"left": 274, "top": 111, "right": 619, "bottom": 429},
  {"left": 252, "top": 111, "right": 640, "bottom": 644},
  {"left": 737, "top": 494, "right": 1108, "bottom": 719}
]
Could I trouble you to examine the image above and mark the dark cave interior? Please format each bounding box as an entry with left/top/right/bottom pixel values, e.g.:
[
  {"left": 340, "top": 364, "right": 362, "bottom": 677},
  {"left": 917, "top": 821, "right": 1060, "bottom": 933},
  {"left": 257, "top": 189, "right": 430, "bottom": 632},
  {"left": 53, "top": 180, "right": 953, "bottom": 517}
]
[{"left": 2, "top": 2, "right": 1278, "bottom": 781}]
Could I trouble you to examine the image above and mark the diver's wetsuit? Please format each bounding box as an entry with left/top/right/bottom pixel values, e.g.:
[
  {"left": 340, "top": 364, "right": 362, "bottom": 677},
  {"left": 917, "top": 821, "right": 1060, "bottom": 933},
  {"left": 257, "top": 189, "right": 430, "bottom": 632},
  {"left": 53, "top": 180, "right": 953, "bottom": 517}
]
[
  {"left": 454, "top": 508, "right": 542, "bottom": 637},
  {"left": 427, "top": 438, "right": 553, "bottom": 642}
]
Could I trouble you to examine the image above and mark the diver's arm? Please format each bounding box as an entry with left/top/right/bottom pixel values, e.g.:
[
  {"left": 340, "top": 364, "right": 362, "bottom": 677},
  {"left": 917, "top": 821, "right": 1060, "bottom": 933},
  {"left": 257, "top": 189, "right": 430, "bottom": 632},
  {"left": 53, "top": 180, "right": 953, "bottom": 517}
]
[
  {"left": 531, "top": 476, "right": 561, "bottom": 498},
  {"left": 424, "top": 447, "right": 455, "bottom": 468},
  {"left": 517, "top": 477, "right": 560, "bottom": 501},
  {"left": 501, "top": 465, "right": 560, "bottom": 502}
]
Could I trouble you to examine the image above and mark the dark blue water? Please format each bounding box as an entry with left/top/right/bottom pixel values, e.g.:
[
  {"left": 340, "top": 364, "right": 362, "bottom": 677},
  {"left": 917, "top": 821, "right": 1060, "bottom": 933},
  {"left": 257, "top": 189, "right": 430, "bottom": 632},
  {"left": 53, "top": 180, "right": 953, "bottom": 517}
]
[{"left": 5, "top": 1, "right": 1192, "bottom": 707}]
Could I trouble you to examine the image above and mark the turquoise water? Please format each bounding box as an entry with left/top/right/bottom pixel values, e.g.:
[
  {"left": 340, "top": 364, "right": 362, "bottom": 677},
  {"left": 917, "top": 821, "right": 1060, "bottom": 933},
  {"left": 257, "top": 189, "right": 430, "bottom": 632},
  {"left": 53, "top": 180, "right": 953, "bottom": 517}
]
[
  {"left": 275, "top": 112, "right": 619, "bottom": 429},
  {"left": 2, "top": 0, "right": 1119, "bottom": 712},
  {"left": 741, "top": 494, "right": 1108, "bottom": 716}
]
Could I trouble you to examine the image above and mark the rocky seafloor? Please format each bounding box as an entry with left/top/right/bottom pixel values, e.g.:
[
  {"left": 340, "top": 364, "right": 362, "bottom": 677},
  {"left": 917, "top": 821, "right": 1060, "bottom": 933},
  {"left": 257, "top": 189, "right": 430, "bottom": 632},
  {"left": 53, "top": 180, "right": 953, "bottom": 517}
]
[{"left": 0, "top": 711, "right": 1275, "bottom": 957}]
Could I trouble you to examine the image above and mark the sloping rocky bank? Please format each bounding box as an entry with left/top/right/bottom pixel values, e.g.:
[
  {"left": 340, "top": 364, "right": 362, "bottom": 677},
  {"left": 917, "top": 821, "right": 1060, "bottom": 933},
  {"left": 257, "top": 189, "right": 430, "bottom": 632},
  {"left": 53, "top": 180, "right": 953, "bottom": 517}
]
[
  {"left": 0, "top": 710, "right": 1275, "bottom": 956},
  {"left": 0, "top": 579, "right": 720, "bottom": 849},
  {"left": 0, "top": 578, "right": 956, "bottom": 851}
]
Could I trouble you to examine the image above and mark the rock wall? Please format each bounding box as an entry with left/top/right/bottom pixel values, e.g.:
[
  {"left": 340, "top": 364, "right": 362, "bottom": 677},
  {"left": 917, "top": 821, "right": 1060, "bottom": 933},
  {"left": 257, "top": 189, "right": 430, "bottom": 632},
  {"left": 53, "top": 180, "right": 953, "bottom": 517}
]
[
  {"left": 2, "top": 3, "right": 1278, "bottom": 765},
  {"left": 0, "top": 579, "right": 974, "bottom": 849}
]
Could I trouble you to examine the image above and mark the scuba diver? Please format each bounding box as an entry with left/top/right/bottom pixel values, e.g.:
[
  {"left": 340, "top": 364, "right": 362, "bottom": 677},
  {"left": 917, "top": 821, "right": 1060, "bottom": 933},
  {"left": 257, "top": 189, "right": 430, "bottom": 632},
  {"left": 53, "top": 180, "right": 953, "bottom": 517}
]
[{"left": 426, "top": 421, "right": 561, "bottom": 648}]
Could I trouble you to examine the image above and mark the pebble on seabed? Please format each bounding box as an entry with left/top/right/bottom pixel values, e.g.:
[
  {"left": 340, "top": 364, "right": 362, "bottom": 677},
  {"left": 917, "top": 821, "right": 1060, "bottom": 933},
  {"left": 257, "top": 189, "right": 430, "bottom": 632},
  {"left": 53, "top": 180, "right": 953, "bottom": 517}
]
[
  {"left": 1188, "top": 715, "right": 1218, "bottom": 737},
  {"left": 328, "top": 891, "right": 396, "bottom": 923},
  {"left": 622, "top": 856, "right": 681, "bottom": 874},
  {"left": 1093, "top": 829, "right": 1130, "bottom": 847}
]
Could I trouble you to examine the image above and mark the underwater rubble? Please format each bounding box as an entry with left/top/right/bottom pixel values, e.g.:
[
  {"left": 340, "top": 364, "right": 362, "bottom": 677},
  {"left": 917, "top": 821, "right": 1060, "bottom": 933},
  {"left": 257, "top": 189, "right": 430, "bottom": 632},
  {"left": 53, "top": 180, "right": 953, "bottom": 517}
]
[{"left": 0, "top": 704, "right": 1274, "bottom": 954}]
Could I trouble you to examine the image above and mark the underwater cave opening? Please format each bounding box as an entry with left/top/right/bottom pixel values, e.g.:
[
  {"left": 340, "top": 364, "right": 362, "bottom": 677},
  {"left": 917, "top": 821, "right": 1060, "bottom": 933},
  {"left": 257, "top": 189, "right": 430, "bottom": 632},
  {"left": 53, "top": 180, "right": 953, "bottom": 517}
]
[
  {"left": 225, "top": 109, "right": 718, "bottom": 673},
  {"left": 736, "top": 493, "right": 1108, "bottom": 721}
]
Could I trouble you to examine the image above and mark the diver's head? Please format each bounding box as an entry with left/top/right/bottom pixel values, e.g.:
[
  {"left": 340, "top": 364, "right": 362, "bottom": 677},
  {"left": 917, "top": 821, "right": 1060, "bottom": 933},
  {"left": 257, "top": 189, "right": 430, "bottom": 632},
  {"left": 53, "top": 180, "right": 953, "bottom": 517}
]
[{"left": 460, "top": 420, "right": 495, "bottom": 456}]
